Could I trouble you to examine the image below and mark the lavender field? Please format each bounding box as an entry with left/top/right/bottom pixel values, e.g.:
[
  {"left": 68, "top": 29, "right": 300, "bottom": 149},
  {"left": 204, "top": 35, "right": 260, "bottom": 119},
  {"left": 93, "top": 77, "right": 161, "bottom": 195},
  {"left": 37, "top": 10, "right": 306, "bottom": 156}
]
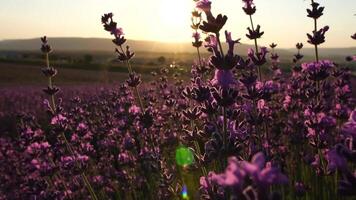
[{"left": 1, "top": 0, "right": 356, "bottom": 199}]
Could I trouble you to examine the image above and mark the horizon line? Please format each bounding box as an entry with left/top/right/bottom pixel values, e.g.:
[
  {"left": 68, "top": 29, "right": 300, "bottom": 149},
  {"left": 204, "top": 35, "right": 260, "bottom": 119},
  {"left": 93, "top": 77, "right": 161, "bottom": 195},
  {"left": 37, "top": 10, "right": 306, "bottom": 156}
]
[{"left": 0, "top": 36, "right": 355, "bottom": 49}]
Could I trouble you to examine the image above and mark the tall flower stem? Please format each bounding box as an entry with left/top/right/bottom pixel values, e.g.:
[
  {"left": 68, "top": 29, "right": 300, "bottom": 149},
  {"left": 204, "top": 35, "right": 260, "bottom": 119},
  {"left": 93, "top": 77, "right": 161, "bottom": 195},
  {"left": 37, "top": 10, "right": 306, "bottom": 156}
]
[
  {"left": 197, "top": 47, "right": 203, "bottom": 67},
  {"left": 222, "top": 106, "right": 227, "bottom": 167},
  {"left": 61, "top": 132, "right": 99, "bottom": 200},
  {"left": 215, "top": 31, "right": 228, "bottom": 168},
  {"left": 313, "top": 19, "right": 319, "bottom": 62},
  {"left": 310, "top": 0, "right": 321, "bottom": 103},
  {"left": 195, "top": 30, "right": 203, "bottom": 67},
  {"left": 45, "top": 53, "right": 56, "bottom": 112},
  {"left": 191, "top": 121, "right": 208, "bottom": 176},
  {"left": 249, "top": 15, "right": 262, "bottom": 81},
  {"left": 216, "top": 33, "right": 225, "bottom": 57},
  {"left": 310, "top": 0, "right": 319, "bottom": 62},
  {"left": 118, "top": 45, "right": 145, "bottom": 111},
  {"left": 43, "top": 48, "right": 100, "bottom": 200}
]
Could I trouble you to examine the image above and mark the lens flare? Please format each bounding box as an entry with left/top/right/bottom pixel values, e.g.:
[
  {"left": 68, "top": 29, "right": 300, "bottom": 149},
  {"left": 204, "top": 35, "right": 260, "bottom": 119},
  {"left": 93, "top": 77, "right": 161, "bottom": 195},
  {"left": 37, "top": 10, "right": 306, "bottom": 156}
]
[
  {"left": 182, "top": 185, "right": 189, "bottom": 199},
  {"left": 175, "top": 146, "right": 194, "bottom": 167}
]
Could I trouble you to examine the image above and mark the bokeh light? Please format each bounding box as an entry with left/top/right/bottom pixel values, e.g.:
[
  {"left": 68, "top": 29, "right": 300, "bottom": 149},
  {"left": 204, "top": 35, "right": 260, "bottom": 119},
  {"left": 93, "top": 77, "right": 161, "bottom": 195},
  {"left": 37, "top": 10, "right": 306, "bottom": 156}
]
[{"left": 175, "top": 146, "right": 194, "bottom": 167}]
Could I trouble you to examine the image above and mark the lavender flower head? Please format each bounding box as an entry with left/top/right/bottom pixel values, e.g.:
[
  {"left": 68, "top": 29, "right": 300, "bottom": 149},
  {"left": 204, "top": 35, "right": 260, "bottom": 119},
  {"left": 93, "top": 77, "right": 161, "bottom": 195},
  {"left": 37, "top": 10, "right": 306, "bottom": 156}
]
[
  {"left": 342, "top": 109, "right": 356, "bottom": 139},
  {"left": 211, "top": 69, "right": 236, "bottom": 88},
  {"left": 196, "top": 0, "right": 211, "bottom": 14},
  {"left": 307, "top": 26, "right": 329, "bottom": 45},
  {"left": 225, "top": 31, "right": 241, "bottom": 55},
  {"left": 209, "top": 157, "right": 246, "bottom": 188},
  {"left": 192, "top": 32, "right": 201, "bottom": 41},
  {"left": 325, "top": 145, "right": 349, "bottom": 173},
  {"left": 241, "top": 152, "right": 288, "bottom": 188},
  {"left": 248, "top": 47, "right": 268, "bottom": 66},
  {"left": 301, "top": 60, "right": 333, "bottom": 72},
  {"left": 352, "top": 33, "right": 356, "bottom": 40},
  {"left": 242, "top": 0, "right": 256, "bottom": 15}
]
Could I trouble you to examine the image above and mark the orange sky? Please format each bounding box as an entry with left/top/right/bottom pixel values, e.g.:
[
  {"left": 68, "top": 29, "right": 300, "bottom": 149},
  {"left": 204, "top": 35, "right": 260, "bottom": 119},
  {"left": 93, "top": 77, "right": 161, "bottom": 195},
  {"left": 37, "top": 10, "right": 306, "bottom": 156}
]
[{"left": 0, "top": 0, "right": 355, "bottom": 48}]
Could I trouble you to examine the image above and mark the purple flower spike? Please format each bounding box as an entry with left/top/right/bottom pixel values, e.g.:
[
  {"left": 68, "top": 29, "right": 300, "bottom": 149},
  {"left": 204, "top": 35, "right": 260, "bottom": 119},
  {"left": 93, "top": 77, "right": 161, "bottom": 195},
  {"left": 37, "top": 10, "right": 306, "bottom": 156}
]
[
  {"left": 307, "top": 26, "right": 329, "bottom": 45},
  {"left": 269, "top": 43, "right": 277, "bottom": 49},
  {"left": 295, "top": 182, "right": 308, "bottom": 197},
  {"left": 192, "top": 32, "right": 203, "bottom": 48},
  {"left": 211, "top": 69, "right": 235, "bottom": 88},
  {"left": 350, "top": 110, "right": 356, "bottom": 122},
  {"left": 246, "top": 25, "right": 264, "bottom": 40},
  {"left": 342, "top": 110, "right": 356, "bottom": 139},
  {"left": 346, "top": 55, "right": 356, "bottom": 62},
  {"left": 248, "top": 47, "right": 268, "bottom": 66},
  {"left": 296, "top": 43, "right": 303, "bottom": 49},
  {"left": 307, "top": 2, "right": 324, "bottom": 19},
  {"left": 199, "top": 14, "right": 228, "bottom": 34},
  {"left": 351, "top": 33, "right": 356, "bottom": 40},
  {"left": 205, "top": 35, "right": 218, "bottom": 53},
  {"left": 192, "top": 32, "right": 201, "bottom": 41},
  {"left": 325, "top": 145, "right": 348, "bottom": 173},
  {"left": 211, "top": 157, "right": 246, "bottom": 188},
  {"left": 225, "top": 31, "right": 241, "bottom": 56},
  {"left": 242, "top": 0, "right": 256, "bottom": 15},
  {"left": 196, "top": 0, "right": 211, "bottom": 13},
  {"left": 241, "top": 152, "right": 288, "bottom": 188}
]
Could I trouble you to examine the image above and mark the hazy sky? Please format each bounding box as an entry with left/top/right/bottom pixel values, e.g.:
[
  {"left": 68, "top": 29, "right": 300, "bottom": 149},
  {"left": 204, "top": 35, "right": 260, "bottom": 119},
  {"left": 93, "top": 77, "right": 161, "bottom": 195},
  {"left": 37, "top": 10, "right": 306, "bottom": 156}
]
[{"left": 0, "top": 0, "right": 355, "bottom": 48}]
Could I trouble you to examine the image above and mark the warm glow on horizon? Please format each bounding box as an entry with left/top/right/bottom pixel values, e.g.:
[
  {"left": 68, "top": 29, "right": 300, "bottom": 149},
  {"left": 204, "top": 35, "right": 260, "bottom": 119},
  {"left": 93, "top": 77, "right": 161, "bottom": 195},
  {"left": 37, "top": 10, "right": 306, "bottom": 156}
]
[
  {"left": 156, "top": 0, "right": 193, "bottom": 42},
  {"left": 0, "top": 0, "right": 355, "bottom": 48}
]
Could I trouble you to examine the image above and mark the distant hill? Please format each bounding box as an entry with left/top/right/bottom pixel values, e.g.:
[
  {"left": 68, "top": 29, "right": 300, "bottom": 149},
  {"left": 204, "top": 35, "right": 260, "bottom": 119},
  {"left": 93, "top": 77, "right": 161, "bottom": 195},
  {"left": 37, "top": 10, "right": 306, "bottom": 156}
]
[
  {"left": 0, "top": 37, "right": 225, "bottom": 53},
  {"left": 0, "top": 37, "right": 354, "bottom": 59}
]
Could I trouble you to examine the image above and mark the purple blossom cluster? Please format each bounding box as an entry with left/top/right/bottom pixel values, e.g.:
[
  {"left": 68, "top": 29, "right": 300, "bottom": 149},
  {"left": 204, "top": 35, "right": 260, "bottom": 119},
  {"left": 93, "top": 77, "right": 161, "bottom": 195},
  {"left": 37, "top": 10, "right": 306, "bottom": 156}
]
[{"left": 0, "top": 0, "right": 355, "bottom": 199}]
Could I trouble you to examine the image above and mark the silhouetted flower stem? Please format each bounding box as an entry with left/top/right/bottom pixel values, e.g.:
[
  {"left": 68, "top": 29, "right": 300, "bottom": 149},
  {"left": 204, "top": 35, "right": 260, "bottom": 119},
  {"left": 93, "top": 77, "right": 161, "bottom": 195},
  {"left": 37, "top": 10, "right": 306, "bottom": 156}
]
[
  {"left": 249, "top": 15, "right": 262, "bottom": 81},
  {"left": 41, "top": 37, "right": 100, "bottom": 200},
  {"left": 197, "top": 45, "right": 203, "bottom": 67},
  {"left": 131, "top": 68, "right": 145, "bottom": 110},
  {"left": 313, "top": 19, "right": 319, "bottom": 62},
  {"left": 117, "top": 45, "right": 145, "bottom": 111},
  {"left": 214, "top": 31, "right": 229, "bottom": 168},
  {"left": 216, "top": 32, "right": 225, "bottom": 57},
  {"left": 193, "top": 29, "right": 203, "bottom": 67}
]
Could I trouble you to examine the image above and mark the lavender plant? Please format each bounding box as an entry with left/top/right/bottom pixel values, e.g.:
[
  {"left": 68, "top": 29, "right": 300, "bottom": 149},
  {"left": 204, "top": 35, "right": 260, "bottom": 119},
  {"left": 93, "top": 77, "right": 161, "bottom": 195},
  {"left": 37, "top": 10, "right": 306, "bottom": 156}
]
[{"left": 0, "top": 0, "right": 355, "bottom": 200}]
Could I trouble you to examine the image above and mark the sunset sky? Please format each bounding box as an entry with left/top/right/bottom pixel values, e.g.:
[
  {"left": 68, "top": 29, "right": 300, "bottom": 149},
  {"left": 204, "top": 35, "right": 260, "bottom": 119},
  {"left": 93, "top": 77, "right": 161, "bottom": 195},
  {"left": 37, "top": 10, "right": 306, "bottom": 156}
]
[{"left": 0, "top": 0, "right": 355, "bottom": 48}]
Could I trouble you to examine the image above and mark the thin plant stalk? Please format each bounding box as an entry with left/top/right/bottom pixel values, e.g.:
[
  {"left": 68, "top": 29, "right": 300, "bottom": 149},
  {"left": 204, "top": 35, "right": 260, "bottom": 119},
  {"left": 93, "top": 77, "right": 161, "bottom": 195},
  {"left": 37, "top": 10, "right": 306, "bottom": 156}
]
[
  {"left": 191, "top": 121, "right": 208, "bottom": 176},
  {"left": 249, "top": 15, "right": 262, "bottom": 81},
  {"left": 118, "top": 45, "right": 145, "bottom": 111},
  {"left": 216, "top": 32, "right": 225, "bottom": 57},
  {"left": 222, "top": 106, "right": 227, "bottom": 167},
  {"left": 45, "top": 53, "right": 56, "bottom": 112},
  {"left": 43, "top": 51, "right": 100, "bottom": 200},
  {"left": 61, "top": 132, "right": 99, "bottom": 200}
]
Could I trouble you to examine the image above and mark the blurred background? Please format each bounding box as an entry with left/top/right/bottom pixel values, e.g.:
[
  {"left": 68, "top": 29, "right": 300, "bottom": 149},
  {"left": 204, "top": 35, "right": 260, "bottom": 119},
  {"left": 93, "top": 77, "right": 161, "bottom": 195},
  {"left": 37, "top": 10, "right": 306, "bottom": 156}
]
[{"left": 0, "top": 0, "right": 355, "bottom": 86}]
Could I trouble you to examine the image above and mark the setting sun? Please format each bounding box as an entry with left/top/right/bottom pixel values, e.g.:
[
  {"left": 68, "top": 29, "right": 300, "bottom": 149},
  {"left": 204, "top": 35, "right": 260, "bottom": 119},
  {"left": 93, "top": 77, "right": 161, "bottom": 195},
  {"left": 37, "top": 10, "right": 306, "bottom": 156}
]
[{"left": 157, "top": 0, "right": 193, "bottom": 42}]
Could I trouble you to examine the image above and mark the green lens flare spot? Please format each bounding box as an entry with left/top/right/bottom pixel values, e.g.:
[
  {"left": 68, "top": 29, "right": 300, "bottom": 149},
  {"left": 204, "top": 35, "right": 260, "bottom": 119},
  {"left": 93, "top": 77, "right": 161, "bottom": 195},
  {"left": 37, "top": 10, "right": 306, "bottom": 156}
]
[{"left": 175, "top": 146, "right": 194, "bottom": 167}]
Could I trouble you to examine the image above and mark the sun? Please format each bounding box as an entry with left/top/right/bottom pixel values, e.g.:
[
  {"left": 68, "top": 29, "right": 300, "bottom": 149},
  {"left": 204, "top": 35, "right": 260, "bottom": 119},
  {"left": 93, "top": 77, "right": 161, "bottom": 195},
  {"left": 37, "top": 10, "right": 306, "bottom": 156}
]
[{"left": 157, "top": 0, "right": 194, "bottom": 42}]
